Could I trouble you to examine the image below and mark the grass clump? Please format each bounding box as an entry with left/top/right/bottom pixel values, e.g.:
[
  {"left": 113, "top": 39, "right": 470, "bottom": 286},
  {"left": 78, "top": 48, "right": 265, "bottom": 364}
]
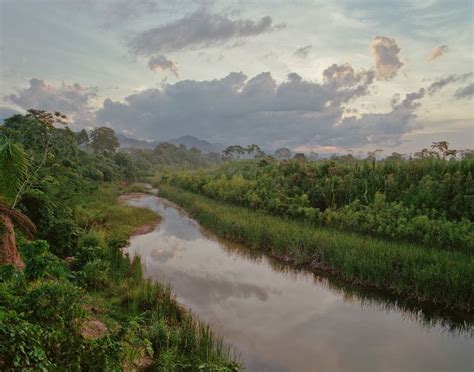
[{"left": 159, "top": 184, "right": 474, "bottom": 312}]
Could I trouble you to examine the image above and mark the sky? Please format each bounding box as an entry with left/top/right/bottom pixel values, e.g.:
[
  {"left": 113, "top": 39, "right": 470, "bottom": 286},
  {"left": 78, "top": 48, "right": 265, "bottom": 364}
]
[{"left": 0, "top": 0, "right": 473, "bottom": 154}]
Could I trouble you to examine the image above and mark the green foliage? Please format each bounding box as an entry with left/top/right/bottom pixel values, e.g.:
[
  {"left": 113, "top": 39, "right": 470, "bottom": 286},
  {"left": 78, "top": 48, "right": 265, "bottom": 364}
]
[
  {"left": 19, "top": 240, "right": 68, "bottom": 280},
  {"left": 0, "top": 309, "right": 52, "bottom": 371},
  {"left": 0, "top": 136, "right": 30, "bottom": 203},
  {"left": 78, "top": 229, "right": 106, "bottom": 250},
  {"left": 0, "top": 111, "right": 240, "bottom": 370},
  {"left": 160, "top": 184, "right": 474, "bottom": 312},
  {"left": 90, "top": 127, "right": 119, "bottom": 153},
  {"left": 165, "top": 157, "right": 474, "bottom": 253},
  {"left": 125, "top": 142, "right": 221, "bottom": 174},
  {"left": 22, "top": 279, "right": 82, "bottom": 326},
  {"left": 80, "top": 259, "right": 111, "bottom": 290}
]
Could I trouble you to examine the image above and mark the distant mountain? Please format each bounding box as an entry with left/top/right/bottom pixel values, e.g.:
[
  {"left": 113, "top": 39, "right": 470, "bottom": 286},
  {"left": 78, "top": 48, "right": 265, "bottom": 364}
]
[
  {"left": 117, "top": 133, "right": 225, "bottom": 153},
  {"left": 0, "top": 107, "right": 21, "bottom": 123},
  {"left": 168, "top": 135, "right": 225, "bottom": 153},
  {"left": 116, "top": 134, "right": 158, "bottom": 149}
]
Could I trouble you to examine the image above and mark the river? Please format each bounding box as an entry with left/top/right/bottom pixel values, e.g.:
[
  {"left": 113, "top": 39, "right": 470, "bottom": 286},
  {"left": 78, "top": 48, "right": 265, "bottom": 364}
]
[{"left": 124, "top": 194, "right": 473, "bottom": 371}]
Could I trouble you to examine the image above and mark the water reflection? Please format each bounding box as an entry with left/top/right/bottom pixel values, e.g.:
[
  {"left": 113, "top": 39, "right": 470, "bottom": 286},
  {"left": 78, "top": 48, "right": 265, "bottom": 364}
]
[{"left": 125, "top": 195, "right": 473, "bottom": 371}]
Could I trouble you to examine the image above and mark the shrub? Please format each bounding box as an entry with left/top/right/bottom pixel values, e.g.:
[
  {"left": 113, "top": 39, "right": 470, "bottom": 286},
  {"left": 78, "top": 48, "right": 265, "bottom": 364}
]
[
  {"left": 80, "top": 259, "right": 111, "bottom": 290},
  {"left": 0, "top": 309, "right": 52, "bottom": 371},
  {"left": 22, "top": 279, "right": 82, "bottom": 326},
  {"left": 78, "top": 230, "right": 106, "bottom": 250},
  {"left": 19, "top": 240, "right": 68, "bottom": 280}
]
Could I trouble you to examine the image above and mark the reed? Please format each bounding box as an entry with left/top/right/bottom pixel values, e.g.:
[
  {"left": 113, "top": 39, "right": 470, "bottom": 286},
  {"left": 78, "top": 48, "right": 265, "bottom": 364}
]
[{"left": 159, "top": 183, "right": 474, "bottom": 312}]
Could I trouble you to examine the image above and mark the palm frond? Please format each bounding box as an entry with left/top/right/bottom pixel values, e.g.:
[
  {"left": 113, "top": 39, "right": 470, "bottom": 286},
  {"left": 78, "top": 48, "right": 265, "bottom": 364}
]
[
  {"left": 0, "top": 202, "right": 37, "bottom": 239},
  {"left": 0, "top": 136, "right": 30, "bottom": 202}
]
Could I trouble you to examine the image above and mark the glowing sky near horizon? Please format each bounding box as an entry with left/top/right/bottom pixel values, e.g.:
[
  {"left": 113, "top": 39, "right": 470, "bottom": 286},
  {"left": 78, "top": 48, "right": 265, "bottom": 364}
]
[{"left": 0, "top": 0, "right": 473, "bottom": 153}]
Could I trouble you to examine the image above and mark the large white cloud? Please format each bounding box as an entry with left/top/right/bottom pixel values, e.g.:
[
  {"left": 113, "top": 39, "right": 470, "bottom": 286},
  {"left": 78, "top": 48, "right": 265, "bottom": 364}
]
[
  {"left": 128, "top": 10, "right": 285, "bottom": 55},
  {"left": 95, "top": 70, "right": 423, "bottom": 149},
  {"left": 5, "top": 78, "right": 97, "bottom": 127}
]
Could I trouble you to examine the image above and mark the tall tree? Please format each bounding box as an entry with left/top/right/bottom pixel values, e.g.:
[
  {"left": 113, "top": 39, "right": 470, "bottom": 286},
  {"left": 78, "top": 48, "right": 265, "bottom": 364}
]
[
  {"left": 222, "top": 145, "right": 246, "bottom": 160},
  {"left": 90, "top": 127, "right": 119, "bottom": 153},
  {"left": 274, "top": 147, "right": 291, "bottom": 160},
  {"left": 76, "top": 128, "right": 89, "bottom": 146}
]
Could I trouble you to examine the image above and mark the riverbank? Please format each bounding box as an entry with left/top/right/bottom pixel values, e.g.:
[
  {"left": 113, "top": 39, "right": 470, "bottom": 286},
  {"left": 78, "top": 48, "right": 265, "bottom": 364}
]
[
  {"left": 158, "top": 184, "right": 474, "bottom": 312},
  {"left": 0, "top": 183, "right": 241, "bottom": 370},
  {"left": 123, "top": 190, "right": 473, "bottom": 370},
  {"left": 80, "top": 183, "right": 242, "bottom": 369}
]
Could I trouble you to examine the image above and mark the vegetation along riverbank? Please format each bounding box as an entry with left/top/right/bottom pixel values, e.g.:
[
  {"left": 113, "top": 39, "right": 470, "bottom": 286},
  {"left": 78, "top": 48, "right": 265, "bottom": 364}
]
[
  {"left": 158, "top": 183, "right": 474, "bottom": 313},
  {"left": 0, "top": 111, "right": 241, "bottom": 370}
]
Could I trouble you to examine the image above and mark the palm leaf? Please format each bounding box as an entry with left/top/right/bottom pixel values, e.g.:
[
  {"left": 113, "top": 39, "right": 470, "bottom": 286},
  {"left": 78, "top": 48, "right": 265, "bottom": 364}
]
[
  {"left": 0, "top": 136, "right": 30, "bottom": 202},
  {"left": 0, "top": 202, "right": 37, "bottom": 239}
]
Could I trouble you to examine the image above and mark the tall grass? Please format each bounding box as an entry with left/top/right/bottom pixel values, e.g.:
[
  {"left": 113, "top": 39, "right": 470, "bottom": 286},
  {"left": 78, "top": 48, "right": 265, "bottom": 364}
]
[
  {"left": 75, "top": 183, "right": 160, "bottom": 241},
  {"left": 159, "top": 184, "right": 474, "bottom": 312},
  {"left": 72, "top": 183, "right": 242, "bottom": 370}
]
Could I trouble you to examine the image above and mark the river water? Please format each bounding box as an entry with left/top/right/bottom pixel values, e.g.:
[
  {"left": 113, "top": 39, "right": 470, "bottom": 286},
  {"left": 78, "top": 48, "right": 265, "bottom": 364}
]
[{"left": 124, "top": 194, "right": 473, "bottom": 371}]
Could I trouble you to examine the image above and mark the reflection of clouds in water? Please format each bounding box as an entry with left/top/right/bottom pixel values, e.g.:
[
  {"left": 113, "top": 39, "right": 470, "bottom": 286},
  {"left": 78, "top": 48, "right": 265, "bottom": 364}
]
[
  {"left": 149, "top": 236, "right": 186, "bottom": 263},
  {"left": 150, "top": 248, "right": 176, "bottom": 263},
  {"left": 166, "top": 270, "right": 282, "bottom": 306},
  {"left": 126, "top": 195, "right": 473, "bottom": 371}
]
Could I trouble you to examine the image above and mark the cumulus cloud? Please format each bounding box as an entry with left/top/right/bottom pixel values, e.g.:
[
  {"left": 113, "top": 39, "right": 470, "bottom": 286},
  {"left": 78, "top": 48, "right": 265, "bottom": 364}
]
[
  {"left": 427, "top": 45, "right": 448, "bottom": 62},
  {"left": 5, "top": 78, "right": 97, "bottom": 127},
  {"left": 336, "top": 88, "right": 424, "bottom": 146},
  {"left": 323, "top": 63, "right": 374, "bottom": 87},
  {"left": 322, "top": 63, "right": 375, "bottom": 102},
  {"left": 148, "top": 55, "right": 179, "bottom": 78},
  {"left": 454, "top": 83, "right": 474, "bottom": 99},
  {"left": 427, "top": 73, "right": 472, "bottom": 95},
  {"left": 294, "top": 45, "right": 312, "bottom": 58},
  {"left": 371, "top": 36, "right": 404, "bottom": 80},
  {"left": 128, "top": 10, "right": 284, "bottom": 55},
  {"left": 96, "top": 70, "right": 422, "bottom": 149}
]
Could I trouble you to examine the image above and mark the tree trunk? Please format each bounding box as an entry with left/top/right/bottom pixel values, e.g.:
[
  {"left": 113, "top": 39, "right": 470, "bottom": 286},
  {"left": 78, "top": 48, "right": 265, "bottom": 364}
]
[{"left": 0, "top": 213, "right": 25, "bottom": 269}]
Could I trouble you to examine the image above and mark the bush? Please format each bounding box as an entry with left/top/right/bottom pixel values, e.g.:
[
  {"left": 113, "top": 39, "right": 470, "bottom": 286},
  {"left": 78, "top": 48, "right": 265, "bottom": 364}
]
[
  {"left": 22, "top": 280, "right": 82, "bottom": 326},
  {"left": 78, "top": 230, "right": 106, "bottom": 250},
  {"left": 19, "top": 240, "right": 68, "bottom": 280},
  {"left": 0, "top": 309, "right": 52, "bottom": 371},
  {"left": 75, "top": 245, "right": 104, "bottom": 269},
  {"left": 80, "top": 259, "right": 111, "bottom": 290}
]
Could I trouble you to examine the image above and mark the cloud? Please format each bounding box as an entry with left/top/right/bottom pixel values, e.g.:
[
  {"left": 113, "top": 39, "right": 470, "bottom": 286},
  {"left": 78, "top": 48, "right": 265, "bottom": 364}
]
[
  {"left": 108, "top": 0, "right": 158, "bottom": 20},
  {"left": 128, "top": 10, "right": 285, "bottom": 55},
  {"left": 5, "top": 78, "right": 97, "bottom": 127},
  {"left": 294, "top": 45, "right": 312, "bottom": 58},
  {"left": 427, "top": 45, "right": 448, "bottom": 62},
  {"left": 371, "top": 36, "right": 404, "bottom": 80},
  {"left": 96, "top": 70, "right": 423, "bottom": 149},
  {"left": 336, "top": 89, "right": 425, "bottom": 146},
  {"left": 148, "top": 55, "right": 179, "bottom": 78},
  {"left": 323, "top": 63, "right": 374, "bottom": 87},
  {"left": 454, "top": 83, "right": 474, "bottom": 99},
  {"left": 427, "top": 73, "right": 472, "bottom": 95},
  {"left": 164, "top": 270, "right": 279, "bottom": 305}
]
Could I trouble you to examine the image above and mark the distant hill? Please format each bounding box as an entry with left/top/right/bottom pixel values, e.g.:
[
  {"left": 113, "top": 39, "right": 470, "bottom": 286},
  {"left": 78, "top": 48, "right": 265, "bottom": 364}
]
[
  {"left": 0, "top": 107, "right": 21, "bottom": 123},
  {"left": 116, "top": 134, "right": 158, "bottom": 149},
  {"left": 168, "top": 135, "right": 225, "bottom": 153},
  {"left": 117, "top": 134, "right": 225, "bottom": 153}
]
